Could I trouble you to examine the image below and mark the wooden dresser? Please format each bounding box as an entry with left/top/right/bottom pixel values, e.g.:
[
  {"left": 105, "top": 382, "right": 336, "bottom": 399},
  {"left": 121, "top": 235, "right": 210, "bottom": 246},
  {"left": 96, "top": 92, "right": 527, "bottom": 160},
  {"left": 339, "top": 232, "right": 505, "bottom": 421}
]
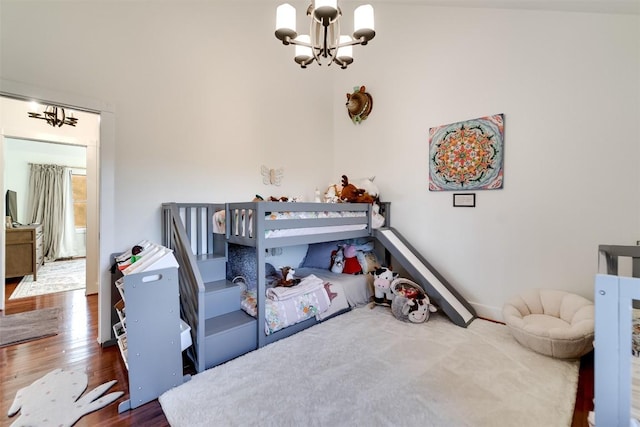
[{"left": 5, "top": 224, "right": 44, "bottom": 281}]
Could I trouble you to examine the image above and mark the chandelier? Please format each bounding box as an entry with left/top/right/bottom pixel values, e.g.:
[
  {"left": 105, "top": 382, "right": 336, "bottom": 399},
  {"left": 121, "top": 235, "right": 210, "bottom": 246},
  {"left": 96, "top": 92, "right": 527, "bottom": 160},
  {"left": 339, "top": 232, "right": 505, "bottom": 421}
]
[
  {"left": 275, "top": 1, "right": 375, "bottom": 69},
  {"left": 28, "top": 105, "right": 78, "bottom": 128}
]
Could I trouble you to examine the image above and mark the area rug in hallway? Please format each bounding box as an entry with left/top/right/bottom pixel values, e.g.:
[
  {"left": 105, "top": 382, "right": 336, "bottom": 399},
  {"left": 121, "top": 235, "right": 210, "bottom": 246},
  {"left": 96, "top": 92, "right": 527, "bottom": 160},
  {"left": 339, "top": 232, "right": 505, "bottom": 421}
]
[
  {"left": 0, "top": 307, "right": 60, "bottom": 347},
  {"left": 6, "top": 368, "right": 123, "bottom": 427},
  {"left": 160, "top": 307, "right": 580, "bottom": 427},
  {"left": 9, "top": 259, "right": 85, "bottom": 299}
]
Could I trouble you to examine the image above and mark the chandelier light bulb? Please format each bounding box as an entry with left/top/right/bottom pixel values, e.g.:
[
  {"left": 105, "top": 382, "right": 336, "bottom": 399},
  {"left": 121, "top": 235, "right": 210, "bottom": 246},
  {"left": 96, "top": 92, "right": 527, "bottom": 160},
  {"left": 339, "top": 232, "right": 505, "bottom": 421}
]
[
  {"left": 275, "top": 3, "right": 297, "bottom": 43},
  {"left": 336, "top": 35, "right": 353, "bottom": 68},
  {"left": 353, "top": 4, "right": 375, "bottom": 42},
  {"left": 315, "top": 0, "right": 337, "bottom": 7},
  {"left": 294, "top": 35, "right": 313, "bottom": 67}
]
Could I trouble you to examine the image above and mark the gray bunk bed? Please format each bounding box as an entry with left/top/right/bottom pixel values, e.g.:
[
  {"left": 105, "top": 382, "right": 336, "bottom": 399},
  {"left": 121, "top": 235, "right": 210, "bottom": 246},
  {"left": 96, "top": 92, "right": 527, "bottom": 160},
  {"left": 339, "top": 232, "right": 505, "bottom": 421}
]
[
  {"left": 164, "top": 200, "right": 476, "bottom": 372},
  {"left": 225, "top": 201, "right": 375, "bottom": 348},
  {"left": 162, "top": 201, "right": 379, "bottom": 371}
]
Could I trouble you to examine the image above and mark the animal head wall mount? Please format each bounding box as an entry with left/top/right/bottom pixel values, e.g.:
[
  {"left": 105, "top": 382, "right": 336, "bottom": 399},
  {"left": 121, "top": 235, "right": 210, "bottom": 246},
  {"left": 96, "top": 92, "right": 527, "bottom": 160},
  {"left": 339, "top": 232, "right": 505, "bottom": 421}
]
[{"left": 346, "top": 85, "right": 373, "bottom": 124}]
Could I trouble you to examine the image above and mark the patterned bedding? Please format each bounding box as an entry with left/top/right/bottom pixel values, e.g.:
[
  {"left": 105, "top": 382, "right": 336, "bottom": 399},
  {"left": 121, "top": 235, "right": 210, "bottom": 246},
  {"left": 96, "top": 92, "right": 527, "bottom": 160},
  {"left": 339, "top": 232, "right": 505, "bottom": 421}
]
[
  {"left": 241, "top": 270, "right": 370, "bottom": 335},
  {"left": 241, "top": 285, "right": 336, "bottom": 335}
]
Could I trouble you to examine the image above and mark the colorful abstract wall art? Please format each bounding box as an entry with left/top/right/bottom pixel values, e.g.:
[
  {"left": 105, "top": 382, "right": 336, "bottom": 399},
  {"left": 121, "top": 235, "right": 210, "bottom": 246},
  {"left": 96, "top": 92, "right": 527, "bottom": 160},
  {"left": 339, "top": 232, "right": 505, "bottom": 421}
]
[{"left": 429, "top": 114, "right": 504, "bottom": 191}]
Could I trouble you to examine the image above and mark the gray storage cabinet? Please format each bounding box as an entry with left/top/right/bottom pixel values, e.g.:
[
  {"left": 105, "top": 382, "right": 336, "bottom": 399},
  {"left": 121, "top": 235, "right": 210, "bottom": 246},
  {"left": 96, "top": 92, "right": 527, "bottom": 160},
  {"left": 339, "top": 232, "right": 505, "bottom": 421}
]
[{"left": 114, "top": 266, "right": 184, "bottom": 413}]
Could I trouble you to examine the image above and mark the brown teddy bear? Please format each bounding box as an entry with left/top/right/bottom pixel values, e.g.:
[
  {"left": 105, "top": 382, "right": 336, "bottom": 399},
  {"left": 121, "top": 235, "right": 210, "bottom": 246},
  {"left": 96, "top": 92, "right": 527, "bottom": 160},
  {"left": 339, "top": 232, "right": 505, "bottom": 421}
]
[{"left": 339, "top": 175, "right": 375, "bottom": 204}]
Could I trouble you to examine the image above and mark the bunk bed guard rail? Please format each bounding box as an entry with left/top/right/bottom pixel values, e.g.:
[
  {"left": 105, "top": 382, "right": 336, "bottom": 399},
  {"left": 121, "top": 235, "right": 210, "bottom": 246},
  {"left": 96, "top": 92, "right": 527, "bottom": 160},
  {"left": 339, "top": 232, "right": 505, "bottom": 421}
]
[{"left": 226, "top": 201, "right": 375, "bottom": 248}]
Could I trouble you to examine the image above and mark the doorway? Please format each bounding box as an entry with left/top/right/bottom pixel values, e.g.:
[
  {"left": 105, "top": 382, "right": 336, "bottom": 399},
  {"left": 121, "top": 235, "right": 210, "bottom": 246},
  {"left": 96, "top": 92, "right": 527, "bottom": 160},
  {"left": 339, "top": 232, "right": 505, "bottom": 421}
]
[
  {"left": 1, "top": 98, "right": 97, "bottom": 306},
  {"left": 4, "top": 137, "right": 88, "bottom": 299},
  {"left": 0, "top": 82, "right": 116, "bottom": 344}
]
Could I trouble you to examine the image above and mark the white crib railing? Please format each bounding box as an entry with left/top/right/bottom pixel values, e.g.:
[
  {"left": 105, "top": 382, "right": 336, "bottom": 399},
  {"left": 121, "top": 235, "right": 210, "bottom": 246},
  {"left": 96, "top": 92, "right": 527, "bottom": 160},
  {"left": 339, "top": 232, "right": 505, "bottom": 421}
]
[{"left": 594, "top": 244, "right": 640, "bottom": 426}]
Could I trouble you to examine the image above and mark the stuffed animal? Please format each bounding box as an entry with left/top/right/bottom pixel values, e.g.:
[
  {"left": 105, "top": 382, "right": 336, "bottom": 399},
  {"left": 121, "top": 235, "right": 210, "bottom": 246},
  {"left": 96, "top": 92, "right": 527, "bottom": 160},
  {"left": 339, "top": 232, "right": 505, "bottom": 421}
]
[
  {"left": 339, "top": 175, "right": 376, "bottom": 204},
  {"left": 390, "top": 278, "right": 437, "bottom": 323},
  {"left": 352, "top": 176, "right": 379, "bottom": 198},
  {"left": 276, "top": 266, "right": 301, "bottom": 287},
  {"left": 254, "top": 195, "right": 293, "bottom": 202},
  {"left": 324, "top": 184, "right": 341, "bottom": 203},
  {"left": 371, "top": 202, "right": 385, "bottom": 229},
  {"left": 341, "top": 244, "right": 363, "bottom": 274},
  {"left": 330, "top": 248, "right": 345, "bottom": 273},
  {"left": 370, "top": 267, "right": 398, "bottom": 306},
  {"left": 402, "top": 296, "right": 437, "bottom": 323}
]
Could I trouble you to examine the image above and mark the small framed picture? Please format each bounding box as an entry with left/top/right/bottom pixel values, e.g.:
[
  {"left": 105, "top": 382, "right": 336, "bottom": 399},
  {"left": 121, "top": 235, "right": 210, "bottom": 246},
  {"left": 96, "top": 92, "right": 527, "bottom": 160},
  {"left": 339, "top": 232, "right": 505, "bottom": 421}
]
[{"left": 453, "top": 193, "right": 476, "bottom": 207}]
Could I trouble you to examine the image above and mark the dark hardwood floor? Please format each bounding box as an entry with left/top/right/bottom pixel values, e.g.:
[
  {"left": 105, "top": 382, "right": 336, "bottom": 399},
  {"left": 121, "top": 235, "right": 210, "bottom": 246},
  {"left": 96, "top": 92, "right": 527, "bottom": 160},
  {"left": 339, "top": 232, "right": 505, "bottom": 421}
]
[
  {"left": 2, "top": 278, "right": 169, "bottom": 427},
  {"left": 2, "top": 278, "right": 593, "bottom": 427},
  {"left": 572, "top": 350, "right": 594, "bottom": 427}
]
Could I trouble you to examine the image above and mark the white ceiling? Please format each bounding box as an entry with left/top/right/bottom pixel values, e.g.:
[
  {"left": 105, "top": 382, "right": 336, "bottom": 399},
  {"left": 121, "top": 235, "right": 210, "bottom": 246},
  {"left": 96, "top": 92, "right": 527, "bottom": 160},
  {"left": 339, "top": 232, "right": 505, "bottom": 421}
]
[
  {"left": 351, "top": 0, "right": 640, "bottom": 15},
  {"left": 4, "top": 0, "right": 637, "bottom": 14}
]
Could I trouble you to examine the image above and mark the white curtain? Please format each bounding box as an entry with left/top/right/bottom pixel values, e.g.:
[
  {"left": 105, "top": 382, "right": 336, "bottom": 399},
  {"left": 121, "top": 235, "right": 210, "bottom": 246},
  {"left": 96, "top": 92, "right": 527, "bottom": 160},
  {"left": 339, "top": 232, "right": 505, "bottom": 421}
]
[
  {"left": 58, "top": 167, "right": 77, "bottom": 258},
  {"left": 27, "top": 163, "right": 65, "bottom": 261}
]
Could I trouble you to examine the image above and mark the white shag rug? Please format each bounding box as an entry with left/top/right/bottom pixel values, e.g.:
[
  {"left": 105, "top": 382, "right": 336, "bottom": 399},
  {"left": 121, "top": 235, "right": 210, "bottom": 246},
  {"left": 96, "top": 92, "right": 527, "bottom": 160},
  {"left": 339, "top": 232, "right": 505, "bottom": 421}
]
[
  {"left": 9, "top": 259, "right": 85, "bottom": 299},
  {"left": 7, "top": 368, "right": 123, "bottom": 427},
  {"left": 160, "top": 307, "right": 579, "bottom": 427}
]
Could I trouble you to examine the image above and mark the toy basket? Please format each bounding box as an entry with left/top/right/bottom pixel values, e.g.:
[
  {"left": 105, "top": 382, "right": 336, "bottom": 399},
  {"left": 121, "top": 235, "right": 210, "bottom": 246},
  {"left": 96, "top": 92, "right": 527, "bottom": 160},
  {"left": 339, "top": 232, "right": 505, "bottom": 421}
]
[{"left": 390, "top": 278, "right": 435, "bottom": 323}]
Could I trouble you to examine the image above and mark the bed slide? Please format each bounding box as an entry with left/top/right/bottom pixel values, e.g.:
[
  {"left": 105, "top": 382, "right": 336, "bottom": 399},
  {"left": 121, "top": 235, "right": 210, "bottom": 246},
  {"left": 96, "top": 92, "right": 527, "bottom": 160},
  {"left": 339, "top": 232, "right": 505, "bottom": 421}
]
[{"left": 374, "top": 227, "right": 476, "bottom": 327}]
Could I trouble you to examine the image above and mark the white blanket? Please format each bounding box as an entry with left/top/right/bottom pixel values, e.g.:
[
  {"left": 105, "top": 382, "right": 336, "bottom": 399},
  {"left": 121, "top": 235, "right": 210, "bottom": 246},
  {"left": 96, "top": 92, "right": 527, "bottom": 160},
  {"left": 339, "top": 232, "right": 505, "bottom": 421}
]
[{"left": 266, "top": 274, "right": 324, "bottom": 301}]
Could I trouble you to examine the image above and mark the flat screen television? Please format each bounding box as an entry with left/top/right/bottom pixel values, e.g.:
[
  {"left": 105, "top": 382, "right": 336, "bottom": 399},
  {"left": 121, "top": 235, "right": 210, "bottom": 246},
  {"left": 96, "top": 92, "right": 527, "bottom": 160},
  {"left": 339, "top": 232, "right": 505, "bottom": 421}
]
[{"left": 6, "top": 190, "right": 17, "bottom": 224}]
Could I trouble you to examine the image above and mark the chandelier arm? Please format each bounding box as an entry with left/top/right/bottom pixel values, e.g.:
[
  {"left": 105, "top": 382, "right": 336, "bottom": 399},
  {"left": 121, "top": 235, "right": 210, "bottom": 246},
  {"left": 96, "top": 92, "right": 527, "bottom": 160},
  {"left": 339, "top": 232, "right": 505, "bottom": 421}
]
[
  {"left": 332, "top": 16, "right": 340, "bottom": 63},
  {"left": 336, "top": 37, "right": 365, "bottom": 48},
  {"left": 59, "top": 107, "right": 66, "bottom": 127},
  {"left": 285, "top": 38, "right": 313, "bottom": 48},
  {"left": 310, "top": 14, "right": 322, "bottom": 66}
]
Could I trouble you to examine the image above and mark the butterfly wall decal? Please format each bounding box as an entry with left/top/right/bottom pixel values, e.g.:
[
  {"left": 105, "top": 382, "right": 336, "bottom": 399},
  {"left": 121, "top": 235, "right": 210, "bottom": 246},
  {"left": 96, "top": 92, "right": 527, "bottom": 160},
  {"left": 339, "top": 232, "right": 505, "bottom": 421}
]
[{"left": 261, "top": 165, "right": 283, "bottom": 186}]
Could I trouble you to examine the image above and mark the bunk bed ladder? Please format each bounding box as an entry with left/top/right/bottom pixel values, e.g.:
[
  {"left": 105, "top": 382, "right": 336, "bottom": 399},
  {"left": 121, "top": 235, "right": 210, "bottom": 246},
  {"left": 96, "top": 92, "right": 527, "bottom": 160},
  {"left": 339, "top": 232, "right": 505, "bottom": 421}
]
[{"left": 162, "top": 203, "right": 257, "bottom": 373}]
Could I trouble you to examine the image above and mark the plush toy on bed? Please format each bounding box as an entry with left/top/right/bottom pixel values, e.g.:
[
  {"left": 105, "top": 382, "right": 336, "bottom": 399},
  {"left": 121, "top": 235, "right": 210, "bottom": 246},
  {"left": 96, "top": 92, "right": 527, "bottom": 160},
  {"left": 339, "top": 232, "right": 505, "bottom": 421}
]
[
  {"left": 352, "top": 176, "right": 379, "bottom": 199},
  {"left": 341, "top": 244, "right": 363, "bottom": 274},
  {"left": 330, "top": 248, "right": 345, "bottom": 273},
  {"left": 369, "top": 267, "right": 398, "bottom": 307},
  {"left": 324, "top": 184, "right": 341, "bottom": 203},
  {"left": 276, "top": 266, "right": 301, "bottom": 287},
  {"left": 339, "top": 175, "right": 376, "bottom": 204}
]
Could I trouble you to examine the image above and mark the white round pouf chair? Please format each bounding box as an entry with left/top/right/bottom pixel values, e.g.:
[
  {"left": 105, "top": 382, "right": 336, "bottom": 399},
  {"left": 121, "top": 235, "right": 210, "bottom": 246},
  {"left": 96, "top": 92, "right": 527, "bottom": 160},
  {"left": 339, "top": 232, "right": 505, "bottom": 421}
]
[{"left": 502, "top": 289, "right": 594, "bottom": 359}]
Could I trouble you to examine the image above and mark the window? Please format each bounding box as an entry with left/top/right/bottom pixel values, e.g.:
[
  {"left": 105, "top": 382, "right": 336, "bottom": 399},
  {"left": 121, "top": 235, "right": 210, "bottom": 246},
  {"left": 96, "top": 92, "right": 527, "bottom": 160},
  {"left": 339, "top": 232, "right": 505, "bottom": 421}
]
[{"left": 71, "top": 173, "right": 87, "bottom": 229}]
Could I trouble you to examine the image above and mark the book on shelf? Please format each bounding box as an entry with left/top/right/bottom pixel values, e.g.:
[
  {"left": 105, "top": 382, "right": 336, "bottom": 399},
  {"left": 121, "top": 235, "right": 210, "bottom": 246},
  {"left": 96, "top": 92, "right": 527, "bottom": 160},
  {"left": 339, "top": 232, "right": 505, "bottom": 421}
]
[{"left": 115, "top": 240, "right": 179, "bottom": 275}]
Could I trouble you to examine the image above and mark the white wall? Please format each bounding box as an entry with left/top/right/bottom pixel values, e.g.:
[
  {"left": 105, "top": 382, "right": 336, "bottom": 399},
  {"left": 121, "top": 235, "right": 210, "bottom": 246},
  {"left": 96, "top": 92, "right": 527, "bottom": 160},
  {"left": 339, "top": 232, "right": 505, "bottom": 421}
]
[
  {"left": 332, "top": 4, "right": 640, "bottom": 318},
  {"left": 1, "top": 1, "right": 638, "bottom": 321},
  {"left": 0, "top": 0, "right": 335, "bottom": 250}
]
